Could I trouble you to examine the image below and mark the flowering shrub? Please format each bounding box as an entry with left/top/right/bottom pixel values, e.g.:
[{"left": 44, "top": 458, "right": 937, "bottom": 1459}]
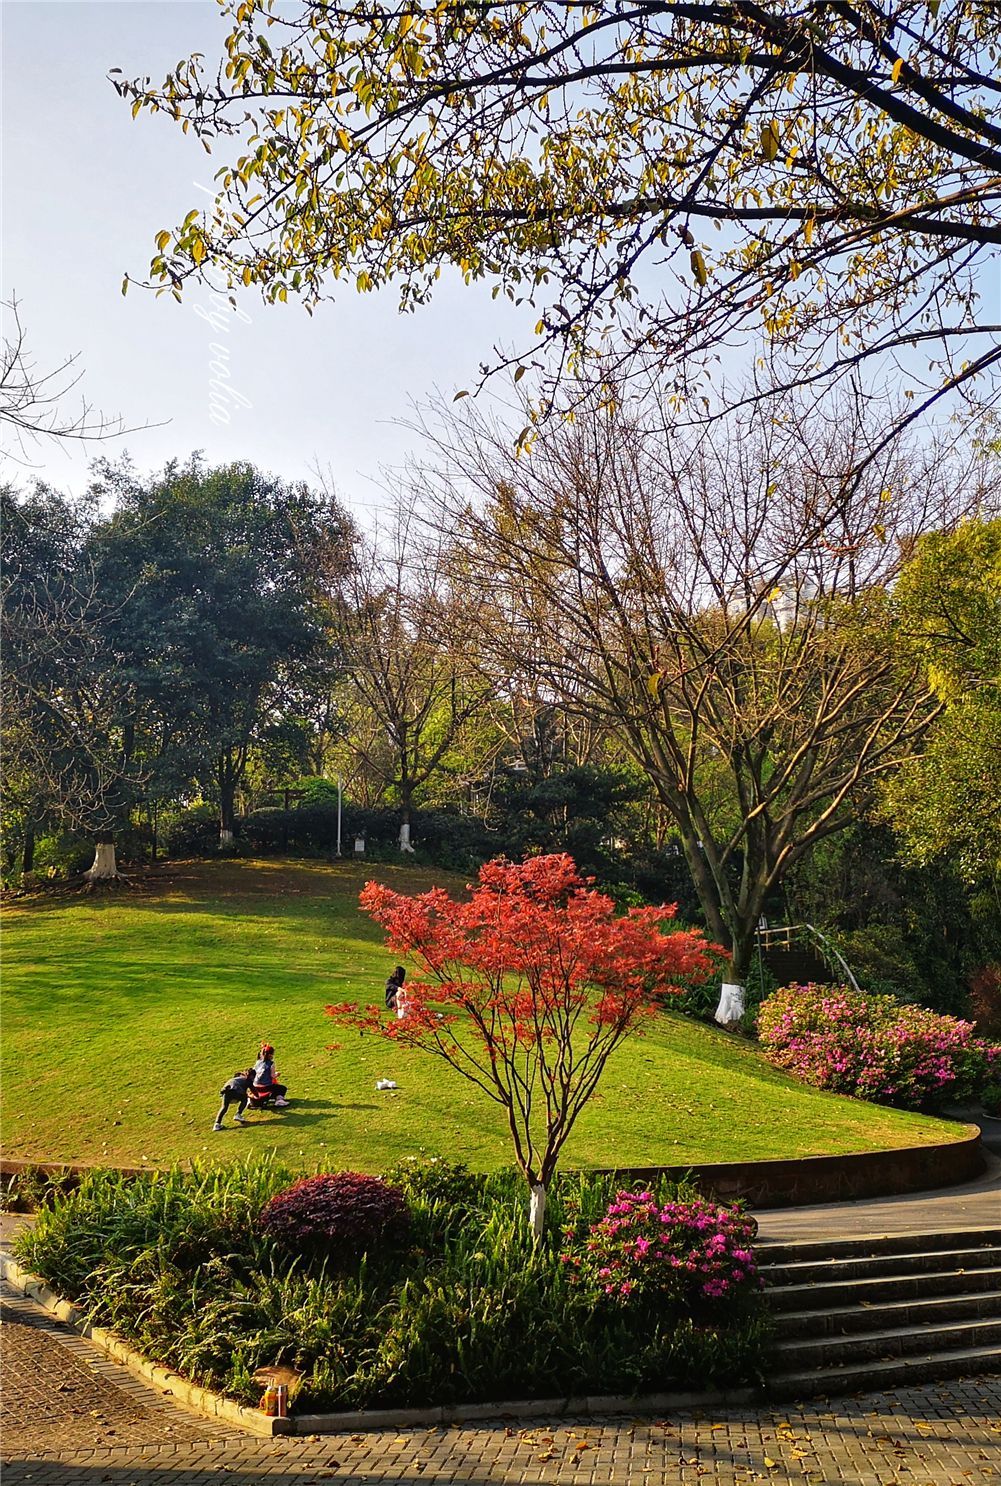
[
  {"left": 260, "top": 1172, "right": 410, "bottom": 1257},
  {"left": 757, "top": 983, "right": 1001, "bottom": 1110},
  {"left": 563, "top": 1190, "right": 761, "bottom": 1309}
]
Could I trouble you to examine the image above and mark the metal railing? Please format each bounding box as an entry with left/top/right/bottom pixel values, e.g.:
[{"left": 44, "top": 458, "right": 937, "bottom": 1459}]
[{"left": 755, "top": 922, "right": 861, "bottom": 993}]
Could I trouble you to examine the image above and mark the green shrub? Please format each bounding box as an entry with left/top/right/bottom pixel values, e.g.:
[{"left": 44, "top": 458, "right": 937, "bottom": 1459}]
[
  {"left": 15, "top": 1160, "right": 768, "bottom": 1410},
  {"left": 164, "top": 803, "right": 221, "bottom": 856}
]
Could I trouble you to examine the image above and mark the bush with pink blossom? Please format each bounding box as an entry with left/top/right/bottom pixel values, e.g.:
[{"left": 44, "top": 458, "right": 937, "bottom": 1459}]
[
  {"left": 757, "top": 983, "right": 1001, "bottom": 1110},
  {"left": 562, "top": 1189, "right": 762, "bottom": 1311}
]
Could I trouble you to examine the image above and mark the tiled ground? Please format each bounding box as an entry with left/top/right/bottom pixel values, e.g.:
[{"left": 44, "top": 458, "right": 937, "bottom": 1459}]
[{"left": 2, "top": 1276, "right": 999, "bottom": 1485}]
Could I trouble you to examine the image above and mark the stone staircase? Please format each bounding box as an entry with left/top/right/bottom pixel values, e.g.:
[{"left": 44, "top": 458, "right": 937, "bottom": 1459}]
[{"left": 759, "top": 1228, "right": 1001, "bottom": 1398}]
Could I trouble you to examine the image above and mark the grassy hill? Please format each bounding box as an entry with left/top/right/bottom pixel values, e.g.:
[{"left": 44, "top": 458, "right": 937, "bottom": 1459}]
[{"left": 0, "top": 858, "right": 963, "bottom": 1172}]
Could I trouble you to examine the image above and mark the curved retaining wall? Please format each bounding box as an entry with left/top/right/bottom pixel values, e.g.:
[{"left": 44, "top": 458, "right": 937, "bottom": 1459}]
[
  {"left": 598, "top": 1124, "right": 986, "bottom": 1207},
  {"left": 0, "top": 1126, "right": 985, "bottom": 1210}
]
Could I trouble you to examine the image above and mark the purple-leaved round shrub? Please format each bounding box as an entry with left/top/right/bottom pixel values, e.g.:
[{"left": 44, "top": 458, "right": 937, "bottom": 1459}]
[
  {"left": 757, "top": 983, "right": 1001, "bottom": 1110},
  {"left": 260, "top": 1172, "right": 410, "bottom": 1257}
]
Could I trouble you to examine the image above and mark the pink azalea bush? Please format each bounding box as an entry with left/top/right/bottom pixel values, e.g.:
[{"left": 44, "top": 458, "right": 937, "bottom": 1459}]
[
  {"left": 757, "top": 983, "right": 1001, "bottom": 1110},
  {"left": 562, "top": 1190, "right": 762, "bottom": 1309}
]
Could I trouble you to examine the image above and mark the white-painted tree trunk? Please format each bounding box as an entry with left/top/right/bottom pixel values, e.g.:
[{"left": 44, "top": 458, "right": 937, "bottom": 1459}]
[
  {"left": 219, "top": 828, "right": 234, "bottom": 846},
  {"left": 714, "top": 981, "right": 746, "bottom": 1026},
  {"left": 529, "top": 1183, "right": 547, "bottom": 1243},
  {"left": 398, "top": 821, "right": 415, "bottom": 853},
  {"left": 86, "top": 841, "right": 118, "bottom": 879}
]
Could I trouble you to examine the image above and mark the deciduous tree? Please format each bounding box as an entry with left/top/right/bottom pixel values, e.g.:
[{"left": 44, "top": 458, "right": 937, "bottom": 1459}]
[
  {"left": 118, "top": 2, "right": 1001, "bottom": 439},
  {"left": 413, "top": 390, "right": 994, "bottom": 1019},
  {"left": 326, "top": 853, "right": 713, "bottom": 1237}
]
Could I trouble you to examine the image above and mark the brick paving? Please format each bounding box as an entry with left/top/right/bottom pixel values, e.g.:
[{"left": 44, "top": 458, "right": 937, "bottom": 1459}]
[
  {"left": 0, "top": 1285, "right": 239, "bottom": 1457},
  {"left": 3, "top": 1278, "right": 999, "bottom": 1486}
]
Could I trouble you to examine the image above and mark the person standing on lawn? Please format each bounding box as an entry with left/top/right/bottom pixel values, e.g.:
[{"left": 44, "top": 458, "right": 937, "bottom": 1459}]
[
  {"left": 384, "top": 965, "right": 406, "bottom": 1011},
  {"left": 213, "top": 1068, "right": 254, "bottom": 1130}
]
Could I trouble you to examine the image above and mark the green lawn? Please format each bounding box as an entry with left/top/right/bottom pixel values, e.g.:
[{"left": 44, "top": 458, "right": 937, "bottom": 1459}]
[{"left": 1, "top": 858, "right": 963, "bottom": 1172}]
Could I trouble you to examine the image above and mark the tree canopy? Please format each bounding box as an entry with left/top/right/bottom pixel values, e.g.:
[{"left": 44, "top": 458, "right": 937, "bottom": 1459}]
[
  {"left": 408, "top": 389, "right": 992, "bottom": 993},
  {"left": 881, "top": 518, "right": 1001, "bottom": 881},
  {"left": 119, "top": 1, "right": 1001, "bottom": 434}
]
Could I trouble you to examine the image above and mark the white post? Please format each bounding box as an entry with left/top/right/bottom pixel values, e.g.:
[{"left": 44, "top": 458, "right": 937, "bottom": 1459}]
[
  {"left": 336, "top": 774, "right": 342, "bottom": 857},
  {"left": 399, "top": 820, "right": 415, "bottom": 853}
]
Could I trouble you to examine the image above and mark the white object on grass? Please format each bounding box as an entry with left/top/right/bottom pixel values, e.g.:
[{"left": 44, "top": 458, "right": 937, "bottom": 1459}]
[{"left": 376, "top": 1079, "right": 398, "bottom": 1090}]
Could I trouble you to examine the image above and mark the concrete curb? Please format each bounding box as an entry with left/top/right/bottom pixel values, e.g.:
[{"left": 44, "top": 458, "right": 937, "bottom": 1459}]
[{"left": 0, "top": 1251, "right": 756, "bottom": 1436}]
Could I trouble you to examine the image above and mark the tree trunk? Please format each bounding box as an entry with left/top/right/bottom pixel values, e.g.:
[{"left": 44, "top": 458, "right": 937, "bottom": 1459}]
[
  {"left": 398, "top": 786, "right": 415, "bottom": 853},
  {"left": 714, "top": 929, "right": 756, "bottom": 1027},
  {"left": 85, "top": 838, "right": 118, "bottom": 880},
  {"left": 528, "top": 1183, "right": 547, "bottom": 1244},
  {"left": 20, "top": 821, "right": 35, "bottom": 883},
  {"left": 218, "top": 758, "right": 237, "bottom": 847}
]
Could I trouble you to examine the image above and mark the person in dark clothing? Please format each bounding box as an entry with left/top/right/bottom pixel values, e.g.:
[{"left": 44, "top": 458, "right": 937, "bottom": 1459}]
[
  {"left": 214, "top": 1069, "right": 253, "bottom": 1130},
  {"left": 384, "top": 965, "right": 406, "bottom": 1011}
]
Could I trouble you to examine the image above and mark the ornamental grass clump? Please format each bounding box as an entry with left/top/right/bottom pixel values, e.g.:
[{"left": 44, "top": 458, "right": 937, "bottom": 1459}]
[
  {"left": 259, "top": 1172, "right": 410, "bottom": 1259},
  {"left": 757, "top": 983, "right": 1001, "bottom": 1111},
  {"left": 564, "top": 1190, "right": 761, "bottom": 1310}
]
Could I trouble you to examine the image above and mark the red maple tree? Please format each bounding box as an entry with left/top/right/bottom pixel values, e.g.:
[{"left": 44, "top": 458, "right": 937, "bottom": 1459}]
[{"left": 325, "top": 854, "right": 714, "bottom": 1237}]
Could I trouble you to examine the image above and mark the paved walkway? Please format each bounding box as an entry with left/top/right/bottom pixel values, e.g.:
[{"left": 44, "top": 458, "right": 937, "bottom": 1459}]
[{"left": 3, "top": 1138, "right": 1000, "bottom": 1481}]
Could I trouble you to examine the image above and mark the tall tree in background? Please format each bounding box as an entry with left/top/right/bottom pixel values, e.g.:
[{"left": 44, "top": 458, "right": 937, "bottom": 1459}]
[
  {"left": 416, "top": 391, "right": 994, "bottom": 1019},
  {"left": 93, "top": 457, "right": 353, "bottom": 844},
  {"left": 330, "top": 510, "right": 502, "bottom": 847},
  {"left": 0, "top": 488, "right": 177, "bottom": 880},
  {"left": 120, "top": 2, "right": 1001, "bottom": 442},
  {"left": 882, "top": 518, "right": 1001, "bottom": 883}
]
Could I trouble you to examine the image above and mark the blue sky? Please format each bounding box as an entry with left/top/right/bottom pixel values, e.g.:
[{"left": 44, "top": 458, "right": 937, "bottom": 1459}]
[{"left": 1, "top": 0, "right": 532, "bottom": 518}]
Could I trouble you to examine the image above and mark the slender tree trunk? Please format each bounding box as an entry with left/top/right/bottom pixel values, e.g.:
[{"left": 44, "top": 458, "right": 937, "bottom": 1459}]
[
  {"left": 218, "top": 753, "right": 237, "bottom": 846},
  {"left": 20, "top": 821, "right": 35, "bottom": 883},
  {"left": 398, "top": 780, "right": 415, "bottom": 853},
  {"left": 529, "top": 1183, "right": 547, "bottom": 1244}
]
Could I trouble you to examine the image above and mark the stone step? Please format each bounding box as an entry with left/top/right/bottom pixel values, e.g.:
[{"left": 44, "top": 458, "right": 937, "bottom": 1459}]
[
  {"left": 762, "top": 1245, "right": 1000, "bottom": 1288},
  {"left": 773, "top": 1288, "right": 1001, "bottom": 1339},
  {"left": 772, "top": 1316, "right": 1001, "bottom": 1371},
  {"left": 766, "top": 1343, "right": 1001, "bottom": 1400},
  {"left": 765, "top": 1264, "right": 1001, "bottom": 1312},
  {"left": 758, "top": 1228, "right": 1001, "bottom": 1268}
]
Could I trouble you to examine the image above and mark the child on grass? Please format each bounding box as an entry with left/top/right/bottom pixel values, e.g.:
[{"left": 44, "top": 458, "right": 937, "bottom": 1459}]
[
  {"left": 252, "top": 1042, "right": 289, "bottom": 1105},
  {"left": 213, "top": 1068, "right": 254, "bottom": 1131}
]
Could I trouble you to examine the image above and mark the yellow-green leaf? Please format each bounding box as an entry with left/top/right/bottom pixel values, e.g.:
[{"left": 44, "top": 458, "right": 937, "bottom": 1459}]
[
  {"left": 691, "top": 249, "right": 707, "bottom": 286},
  {"left": 891, "top": 57, "right": 904, "bottom": 84},
  {"left": 760, "top": 120, "right": 780, "bottom": 161},
  {"left": 155, "top": 230, "right": 171, "bottom": 253},
  {"left": 453, "top": 389, "right": 469, "bottom": 400},
  {"left": 514, "top": 365, "right": 526, "bottom": 383}
]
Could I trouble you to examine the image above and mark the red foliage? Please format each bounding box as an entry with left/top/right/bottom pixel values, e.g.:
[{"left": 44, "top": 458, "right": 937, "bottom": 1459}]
[
  {"left": 259, "top": 1172, "right": 410, "bottom": 1256},
  {"left": 325, "top": 854, "right": 714, "bottom": 1190}
]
